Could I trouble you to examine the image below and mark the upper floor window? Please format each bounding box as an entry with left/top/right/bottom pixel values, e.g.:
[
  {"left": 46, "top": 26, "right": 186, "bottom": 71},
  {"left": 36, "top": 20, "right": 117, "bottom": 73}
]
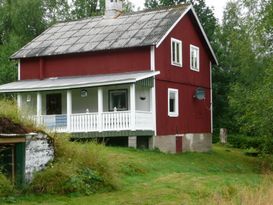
[
  {"left": 171, "top": 38, "right": 182, "bottom": 67},
  {"left": 190, "top": 45, "right": 200, "bottom": 71},
  {"left": 168, "top": 88, "right": 179, "bottom": 117}
]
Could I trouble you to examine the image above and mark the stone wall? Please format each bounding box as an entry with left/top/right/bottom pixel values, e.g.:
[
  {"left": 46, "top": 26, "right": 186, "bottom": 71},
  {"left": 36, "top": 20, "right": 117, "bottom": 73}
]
[
  {"left": 182, "top": 133, "right": 212, "bottom": 152},
  {"left": 154, "top": 133, "right": 212, "bottom": 153},
  {"left": 154, "top": 135, "right": 176, "bottom": 153},
  {"left": 25, "top": 133, "right": 54, "bottom": 182}
]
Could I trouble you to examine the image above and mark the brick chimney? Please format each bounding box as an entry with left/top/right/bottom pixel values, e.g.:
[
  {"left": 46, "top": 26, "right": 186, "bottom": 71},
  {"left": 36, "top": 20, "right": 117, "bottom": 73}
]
[{"left": 105, "top": 0, "right": 123, "bottom": 18}]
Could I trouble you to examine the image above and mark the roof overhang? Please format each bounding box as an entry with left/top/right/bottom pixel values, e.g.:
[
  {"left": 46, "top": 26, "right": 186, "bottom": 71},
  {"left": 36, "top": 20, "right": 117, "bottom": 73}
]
[
  {"left": 155, "top": 5, "right": 218, "bottom": 65},
  {"left": 0, "top": 71, "right": 160, "bottom": 93}
]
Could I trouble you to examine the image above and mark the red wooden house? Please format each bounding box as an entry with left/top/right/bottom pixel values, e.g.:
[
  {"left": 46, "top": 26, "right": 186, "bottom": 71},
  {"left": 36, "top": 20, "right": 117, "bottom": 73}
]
[{"left": 0, "top": 1, "right": 218, "bottom": 153}]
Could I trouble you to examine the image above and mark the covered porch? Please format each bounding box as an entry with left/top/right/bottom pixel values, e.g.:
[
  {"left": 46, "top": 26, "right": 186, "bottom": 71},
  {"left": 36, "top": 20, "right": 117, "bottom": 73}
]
[{"left": 0, "top": 71, "right": 159, "bottom": 134}]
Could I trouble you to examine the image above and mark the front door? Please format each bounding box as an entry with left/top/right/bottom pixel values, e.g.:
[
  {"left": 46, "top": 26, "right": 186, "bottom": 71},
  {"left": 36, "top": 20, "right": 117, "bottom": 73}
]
[{"left": 46, "top": 94, "right": 62, "bottom": 115}]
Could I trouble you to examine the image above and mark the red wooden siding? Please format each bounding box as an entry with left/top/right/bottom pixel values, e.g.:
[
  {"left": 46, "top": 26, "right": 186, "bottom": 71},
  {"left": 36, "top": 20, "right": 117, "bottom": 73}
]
[
  {"left": 155, "top": 12, "right": 212, "bottom": 135},
  {"left": 20, "top": 47, "right": 151, "bottom": 80},
  {"left": 156, "top": 81, "right": 211, "bottom": 135}
]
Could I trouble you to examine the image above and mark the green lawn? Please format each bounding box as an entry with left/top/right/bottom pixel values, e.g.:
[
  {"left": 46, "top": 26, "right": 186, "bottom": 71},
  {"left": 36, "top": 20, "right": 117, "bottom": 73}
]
[{"left": 2, "top": 145, "right": 271, "bottom": 205}]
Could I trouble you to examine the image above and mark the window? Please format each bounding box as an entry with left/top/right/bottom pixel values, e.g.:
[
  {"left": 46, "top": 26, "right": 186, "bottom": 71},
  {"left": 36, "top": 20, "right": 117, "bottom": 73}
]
[
  {"left": 190, "top": 45, "right": 200, "bottom": 71},
  {"left": 109, "top": 89, "right": 128, "bottom": 111},
  {"left": 171, "top": 38, "right": 182, "bottom": 67},
  {"left": 168, "top": 88, "right": 179, "bottom": 117}
]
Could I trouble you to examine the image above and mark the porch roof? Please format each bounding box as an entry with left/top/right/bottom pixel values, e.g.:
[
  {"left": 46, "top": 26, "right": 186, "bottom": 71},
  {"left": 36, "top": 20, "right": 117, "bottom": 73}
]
[{"left": 0, "top": 71, "right": 159, "bottom": 93}]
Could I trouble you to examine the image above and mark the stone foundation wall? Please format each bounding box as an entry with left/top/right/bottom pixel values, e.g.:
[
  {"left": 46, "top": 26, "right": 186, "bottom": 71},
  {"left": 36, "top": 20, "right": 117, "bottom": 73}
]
[
  {"left": 154, "top": 133, "right": 212, "bottom": 153},
  {"left": 154, "top": 135, "right": 176, "bottom": 153},
  {"left": 25, "top": 133, "right": 54, "bottom": 182},
  {"left": 182, "top": 133, "right": 212, "bottom": 152}
]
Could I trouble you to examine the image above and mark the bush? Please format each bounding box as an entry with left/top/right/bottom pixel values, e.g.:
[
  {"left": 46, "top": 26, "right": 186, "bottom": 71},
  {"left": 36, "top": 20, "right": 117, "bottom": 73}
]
[
  {"left": 0, "top": 173, "right": 13, "bottom": 197},
  {"left": 29, "top": 136, "right": 119, "bottom": 195},
  {"left": 228, "top": 134, "right": 273, "bottom": 155}
]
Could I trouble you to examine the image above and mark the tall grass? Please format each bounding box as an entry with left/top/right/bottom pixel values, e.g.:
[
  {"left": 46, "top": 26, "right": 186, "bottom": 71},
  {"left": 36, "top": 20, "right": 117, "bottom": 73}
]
[
  {"left": 0, "top": 99, "right": 37, "bottom": 132},
  {"left": 0, "top": 173, "right": 13, "bottom": 197},
  {"left": 211, "top": 175, "right": 273, "bottom": 205},
  {"left": 29, "top": 135, "right": 119, "bottom": 195}
]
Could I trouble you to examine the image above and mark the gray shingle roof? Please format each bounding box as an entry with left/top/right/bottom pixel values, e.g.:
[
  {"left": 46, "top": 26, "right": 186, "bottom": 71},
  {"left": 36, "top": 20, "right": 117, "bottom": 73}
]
[{"left": 11, "top": 4, "right": 190, "bottom": 59}]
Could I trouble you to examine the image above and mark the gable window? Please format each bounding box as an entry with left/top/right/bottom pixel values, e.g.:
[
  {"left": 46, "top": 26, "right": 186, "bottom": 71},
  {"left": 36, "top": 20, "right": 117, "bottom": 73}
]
[
  {"left": 190, "top": 45, "right": 200, "bottom": 71},
  {"left": 109, "top": 89, "right": 128, "bottom": 111},
  {"left": 171, "top": 38, "right": 182, "bottom": 67},
  {"left": 168, "top": 88, "right": 179, "bottom": 117}
]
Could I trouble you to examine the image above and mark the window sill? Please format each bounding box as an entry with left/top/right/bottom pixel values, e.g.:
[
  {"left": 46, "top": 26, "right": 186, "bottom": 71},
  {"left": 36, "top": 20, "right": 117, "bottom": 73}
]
[
  {"left": 168, "top": 113, "right": 179, "bottom": 117},
  {"left": 171, "top": 62, "right": 183, "bottom": 68},
  {"left": 190, "top": 67, "right": 200, "bottom": 72}
]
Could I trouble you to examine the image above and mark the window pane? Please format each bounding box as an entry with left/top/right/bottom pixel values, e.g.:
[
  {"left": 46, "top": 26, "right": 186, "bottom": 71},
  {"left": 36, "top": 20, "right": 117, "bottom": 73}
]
[
  {"left": 176, "top": 43, "right": 180, "bottom": 63},
  {"left": 169, "top": 92, "right": 176, "bottom": 113},
  {"left": 170, "top": 98, "right": 175, "bottom": 112},
  {"left": 191, "top": 50, "right": 194, "bottom": 68},
  {"left": 172, "top": 42, "right": 176, "bottom": 62},
  {"left": 110, "top": 90, "right": 128, "bottom": 111}
]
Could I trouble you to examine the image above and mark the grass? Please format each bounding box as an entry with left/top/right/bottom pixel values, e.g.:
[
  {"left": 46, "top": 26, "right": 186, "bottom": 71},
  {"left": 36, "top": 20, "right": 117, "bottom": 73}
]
[{"left": 1, "top": 144, "right": 272, "bottom": 205}]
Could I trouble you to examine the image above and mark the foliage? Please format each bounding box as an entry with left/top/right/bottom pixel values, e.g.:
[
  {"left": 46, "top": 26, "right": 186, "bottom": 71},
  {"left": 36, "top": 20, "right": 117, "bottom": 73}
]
[
  {"left": 29, "top": 136, "right": 119, "bottom": 195},
  {"left": 0, "top": 172, "right": 13, "bottom": 197},
  {"left": 226, "top": 135, "right": 273, "bottom": 155}
]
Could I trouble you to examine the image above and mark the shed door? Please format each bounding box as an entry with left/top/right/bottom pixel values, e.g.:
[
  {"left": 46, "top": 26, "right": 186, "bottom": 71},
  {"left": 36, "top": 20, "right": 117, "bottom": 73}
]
[
  {"left": 176, "top": 136, "right": 182, "bottom": 153},
  {"left": 46, "top": 94, "right": 62, "bottom": 115}
]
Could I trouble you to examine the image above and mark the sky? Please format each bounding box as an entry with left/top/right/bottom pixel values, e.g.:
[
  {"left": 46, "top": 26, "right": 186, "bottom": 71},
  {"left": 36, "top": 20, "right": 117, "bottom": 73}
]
[{"left": 132, "top": 0, "right": 229, "bottom": 22}]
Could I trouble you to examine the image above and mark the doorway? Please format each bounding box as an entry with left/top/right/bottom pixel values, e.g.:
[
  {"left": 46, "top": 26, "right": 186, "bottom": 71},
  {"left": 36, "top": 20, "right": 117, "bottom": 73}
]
[
  {"left": 176, "top": 136, "right": 183, "bottom": 153},
  {"left": 46, "top": 94, "right": 62, "bottom": 115}
]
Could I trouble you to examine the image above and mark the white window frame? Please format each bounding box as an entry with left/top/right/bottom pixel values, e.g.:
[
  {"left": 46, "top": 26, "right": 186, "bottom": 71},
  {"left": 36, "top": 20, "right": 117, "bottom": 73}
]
[
  {"left": 168, "top": 88, "right": 179, "bottom": 117},
  {"left": 190, "top": 44, "right": 200, "bottom": 72},
  {"left": 171, "top": 38, "right": 182, "bottom": 67}
]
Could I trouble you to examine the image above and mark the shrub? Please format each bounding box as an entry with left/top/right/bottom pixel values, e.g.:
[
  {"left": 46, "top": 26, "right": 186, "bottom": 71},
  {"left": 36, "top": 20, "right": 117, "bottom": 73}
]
[
  {"left": 0, "top": 173, "right": 13, "bottom": 197},
  {"left": 228, "top": 134, "right": 273, "bottom": 155},
  {"left": 29, "top": 136, "right": 119, "bottom": 195}
]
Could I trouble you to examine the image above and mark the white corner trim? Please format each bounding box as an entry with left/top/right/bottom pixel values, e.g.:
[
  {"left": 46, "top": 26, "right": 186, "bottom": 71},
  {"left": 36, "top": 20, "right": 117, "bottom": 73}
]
[
  {"left": 156, "top": 5, "right": 218, "bottom": 65},
  {"left": 18, "top": 60, "right": 21, "bottom": 80},
  {"left": 150, "top": 46, "right": 155, "bottom": 71},
  {"left": 152, "top": 78, "right": 157, "bottom": 136},
  {"left": 156, "top": 6, "right": 191, "bottom": 48}
]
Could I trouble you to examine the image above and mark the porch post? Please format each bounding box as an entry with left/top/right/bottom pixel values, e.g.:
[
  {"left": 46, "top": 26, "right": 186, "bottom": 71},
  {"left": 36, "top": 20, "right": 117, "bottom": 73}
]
[
  {"left": 37, "top": 92, "right": 42, "bottom": 124},
  {"left": 17, "top": 93, "right": 22, "bottom": 110},
  {"left": 130, "top": 84, "right": 136, "bottom": 131},
  {"left": 98, "top": 87, "right": 103, "bottom": 132},
  {"left": 150, "top": 77, "right": 156, "bottom": 148},
  {"left": 67, "top": 90, "right": 72, "bottom": 132}
]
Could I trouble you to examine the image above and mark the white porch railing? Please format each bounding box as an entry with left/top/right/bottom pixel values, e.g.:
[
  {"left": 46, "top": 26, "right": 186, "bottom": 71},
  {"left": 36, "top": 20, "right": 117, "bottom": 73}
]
[
  {"left": 33, "top": 111, "right": 153, "bottom": 133},
  {"left": 135, "top": 111, "right": 154, "bottom": 130}
]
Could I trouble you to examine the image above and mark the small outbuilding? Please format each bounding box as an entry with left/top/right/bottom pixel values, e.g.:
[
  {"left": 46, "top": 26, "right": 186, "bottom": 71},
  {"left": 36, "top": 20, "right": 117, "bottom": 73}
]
[{"left": 0, "top": 133, "right": 54, "bottom": 186}]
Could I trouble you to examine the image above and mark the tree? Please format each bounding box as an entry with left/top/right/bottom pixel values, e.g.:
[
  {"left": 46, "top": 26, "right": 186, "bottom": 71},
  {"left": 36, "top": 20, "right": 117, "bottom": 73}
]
[{"left": 71, "top": 0, "right": 104, "bottom": 19}]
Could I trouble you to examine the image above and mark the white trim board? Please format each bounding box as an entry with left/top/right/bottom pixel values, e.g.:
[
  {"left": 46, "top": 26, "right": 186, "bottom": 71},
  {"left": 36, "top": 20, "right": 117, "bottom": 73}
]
[{"left": 156, "top": 5, "right": 218, "bottom": 65}]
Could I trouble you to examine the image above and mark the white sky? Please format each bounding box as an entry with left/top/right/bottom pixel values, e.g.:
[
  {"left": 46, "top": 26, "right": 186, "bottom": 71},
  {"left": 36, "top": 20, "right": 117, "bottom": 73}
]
[{"left": 132, "top": 0, "right": 228, "bottom": 22}]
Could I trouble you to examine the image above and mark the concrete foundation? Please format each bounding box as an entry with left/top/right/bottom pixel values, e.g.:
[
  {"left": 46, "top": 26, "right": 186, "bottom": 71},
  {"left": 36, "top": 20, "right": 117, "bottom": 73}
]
[
  {"left": 154, "top": 135, "right": 176, "bottom": 153},
  {"left": 182, "top": 133, "right": 212, "bottom": 152},
  {"left": 128, "top": 136, "right": 137, "bottom": 148},
  {"left": 154, "top": 133, "right": 212, "bottom": 153}
]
